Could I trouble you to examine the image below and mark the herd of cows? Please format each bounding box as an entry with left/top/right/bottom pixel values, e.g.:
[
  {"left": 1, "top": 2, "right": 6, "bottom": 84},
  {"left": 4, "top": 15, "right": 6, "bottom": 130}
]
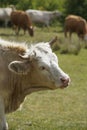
[
  {"left": 0, "top": 6, "right": 62, "bottom": 37},
  {"left": 0, "top": 6, "right": 87, "bottom": 40},
  {"left": 0, "top": 5, "right": 86, "bottom": 130}
]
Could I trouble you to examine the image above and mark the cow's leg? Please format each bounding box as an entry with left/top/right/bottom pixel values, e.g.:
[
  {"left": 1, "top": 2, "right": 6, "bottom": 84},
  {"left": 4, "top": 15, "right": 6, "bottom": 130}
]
[
  {"left": 15, "top": 27, "right": 20, "bottom": 35},
  {"left": 0, "top": 97, "right": 8, "bottom": 130},
  {"left": 64, "top": 29, "right": 68, "bottom": 38},
  {"left": 18, "top": 27, "right": 20, "bottom": 35},
  {"left": 4, "top": 20, "right": 8, "bottom": 28},
  {"left": 14, "top": 26, "right": 18, "bottom": 35},
  {"left": 69, "top": 31, "right": 72, "bottom": 40},
  {"left": 45, "top": 22, "right": 49, "bottom": 29},
  {"left": 24, "top": 29, "right": 26, "bottom": 35}
]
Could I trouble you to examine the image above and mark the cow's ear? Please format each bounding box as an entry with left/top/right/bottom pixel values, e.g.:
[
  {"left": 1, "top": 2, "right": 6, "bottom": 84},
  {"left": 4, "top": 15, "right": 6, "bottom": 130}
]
[
  {"left": 49, "top": 36, "right": 57, "bottom": 47},
  {"left": 8, "top": 61, "right": 30, "bottom": 75}
]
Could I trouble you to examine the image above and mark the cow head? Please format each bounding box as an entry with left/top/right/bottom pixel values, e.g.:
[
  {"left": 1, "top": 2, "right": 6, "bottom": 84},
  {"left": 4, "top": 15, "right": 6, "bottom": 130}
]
[
  {"left": 53, "top": 11, "right": 62, "bottom": 18},
  {"left": 28, "top": 26, "right": 34, "bottom": 36},
  {"left": 8, "top": 37, "right": 70, "bottom": 90}
]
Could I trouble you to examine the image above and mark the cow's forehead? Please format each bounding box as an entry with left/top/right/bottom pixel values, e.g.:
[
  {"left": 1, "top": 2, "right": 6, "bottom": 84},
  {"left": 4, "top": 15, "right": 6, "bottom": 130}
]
[
  {"left": 25, "top": 42, "right": 58, "bottom": 65},
  {"left": 36, "top": 49, "right": 58, "bottom": 66},
  {"left": 26, "top": 42, "right": 52, "bottom": 55},
  {"left": 41, "top": 52, "right": 58, "bottom": 62}
]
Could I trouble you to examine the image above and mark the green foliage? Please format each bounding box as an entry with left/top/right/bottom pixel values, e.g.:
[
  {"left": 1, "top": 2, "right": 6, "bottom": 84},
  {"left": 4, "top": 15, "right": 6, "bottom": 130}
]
[
  {"left": 0, "top": 0, "right": 65, "bottom": 11},
  {"left": 0, "top": 0, "right": 19, "bottom": 7},
  {"left": 16, "top": 0, "right": 33, "bottom": 10},
  {"left": 64, "top": 0, "right": 87, "bottom": 20},
  {"left": 16, "top": 0, "right": 65, "bottom": 11}
]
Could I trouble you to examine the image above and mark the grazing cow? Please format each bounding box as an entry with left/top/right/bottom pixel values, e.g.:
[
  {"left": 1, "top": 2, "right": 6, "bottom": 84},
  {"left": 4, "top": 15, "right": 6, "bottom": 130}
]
[
  {"left": 0, "top": 37, "right": 70, "bottom": 130},
  {"left": 10, "top": 10, "right": 34, "bottom": 36},
  {"left": 26, "top": 9, "right": 62, "bottom": 27},
  {"left": 64, "top": 15, "right": 87, "bottom": 40},
  {"left": 0, "top": 7, "right": 13, "bottom": 27}
]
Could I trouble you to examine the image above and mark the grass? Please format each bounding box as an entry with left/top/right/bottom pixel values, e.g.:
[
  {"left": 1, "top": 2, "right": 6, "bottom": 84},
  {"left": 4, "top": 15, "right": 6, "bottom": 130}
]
[{"left": 0, "top": 27, "right": 87, "bottom": 130}]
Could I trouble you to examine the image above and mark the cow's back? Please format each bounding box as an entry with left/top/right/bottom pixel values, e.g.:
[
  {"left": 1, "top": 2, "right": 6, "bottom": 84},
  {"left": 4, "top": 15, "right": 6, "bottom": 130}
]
[
  {"left": 65, "top": 15, "right": 87, "bottom": 33},
  {"left": 11, "top": 11, "right": 32, "bottom": 28},
  {"left": 65, "top": 15, "right": 79, "bottom": 31}
]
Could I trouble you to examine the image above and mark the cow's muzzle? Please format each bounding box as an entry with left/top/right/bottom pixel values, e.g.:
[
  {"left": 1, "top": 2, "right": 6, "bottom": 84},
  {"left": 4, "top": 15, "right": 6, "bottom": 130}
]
[{"left": 60, "top": 77, "right": 70, "bottom": 89}]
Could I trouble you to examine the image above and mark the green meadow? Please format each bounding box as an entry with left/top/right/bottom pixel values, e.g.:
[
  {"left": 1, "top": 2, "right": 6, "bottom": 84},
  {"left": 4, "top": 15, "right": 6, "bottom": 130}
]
[{"left": 0, "top": 26, "right": 87, "bottom": 130}]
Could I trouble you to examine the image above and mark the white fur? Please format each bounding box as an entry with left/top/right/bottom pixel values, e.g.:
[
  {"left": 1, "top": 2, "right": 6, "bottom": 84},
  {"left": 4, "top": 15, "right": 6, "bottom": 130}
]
[{"left": 0, "top": 38, "right": 27, "bottom": 49}]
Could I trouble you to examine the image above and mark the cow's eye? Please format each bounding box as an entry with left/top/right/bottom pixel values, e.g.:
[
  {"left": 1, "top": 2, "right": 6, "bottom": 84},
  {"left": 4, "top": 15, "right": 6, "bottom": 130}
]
[{"left": 40, "top": 66, "right": 46, "bottom": 70}]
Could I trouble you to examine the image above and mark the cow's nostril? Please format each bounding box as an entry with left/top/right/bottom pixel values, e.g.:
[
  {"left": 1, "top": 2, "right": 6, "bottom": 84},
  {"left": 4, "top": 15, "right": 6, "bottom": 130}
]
[{"left": 60, "top": 77, "right": 69, "bottom": 84}]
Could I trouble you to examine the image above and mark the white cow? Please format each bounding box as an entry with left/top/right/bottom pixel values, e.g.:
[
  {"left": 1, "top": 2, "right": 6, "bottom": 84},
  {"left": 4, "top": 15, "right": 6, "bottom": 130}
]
[
  {"left": 26, "top": 9, "right": 62, "bottom": 27},
  {"left": 0, "top": 6, "right": 15, "bottom": 27},
  {"left": 0, "top": 37, "right": 70, "bottom": 130}
]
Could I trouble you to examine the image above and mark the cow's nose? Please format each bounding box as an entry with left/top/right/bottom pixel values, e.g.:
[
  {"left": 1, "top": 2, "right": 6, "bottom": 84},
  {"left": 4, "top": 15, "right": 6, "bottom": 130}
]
[
  {"left": 61, "top": 77, "right": 69, "bottom": 83},
  {"left": 60, "top": 77, "right": 70, "bottom": 88}
]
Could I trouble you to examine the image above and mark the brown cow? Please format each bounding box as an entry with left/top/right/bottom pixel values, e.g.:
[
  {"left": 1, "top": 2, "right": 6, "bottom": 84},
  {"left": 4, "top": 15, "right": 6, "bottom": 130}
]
[
  {"left": 64, "top": 15, "right": 87, "bottom": 40},
  {"left": 11, "top": 10, "right": 34, "bottom": 36}
]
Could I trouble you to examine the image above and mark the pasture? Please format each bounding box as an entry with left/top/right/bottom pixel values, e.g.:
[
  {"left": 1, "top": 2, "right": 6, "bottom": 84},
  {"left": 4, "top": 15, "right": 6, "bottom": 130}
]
[{"left": 0, "top": 26, "right": 87, "bottom": 130}]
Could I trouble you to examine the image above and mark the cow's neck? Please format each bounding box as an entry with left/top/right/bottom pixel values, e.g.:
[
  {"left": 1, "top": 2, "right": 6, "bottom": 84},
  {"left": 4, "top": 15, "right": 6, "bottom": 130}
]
[
  {"left": 4, "top": 74, "right": 39, "bottom": 113},
  {"left": 5, "top": 72, "right": 49, "bottom": 113}
]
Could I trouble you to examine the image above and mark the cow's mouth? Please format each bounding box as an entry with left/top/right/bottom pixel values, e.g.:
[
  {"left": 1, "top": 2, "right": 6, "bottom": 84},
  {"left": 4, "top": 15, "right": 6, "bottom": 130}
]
[
  {"left": 60, "top": 81, "right": 70, "bottom": 89},
  {"left": 60, "top": 85, "right": 68, "bottom": 89},
  {"left": 59, "top": 77, "right": 70, "bottom": 89}
]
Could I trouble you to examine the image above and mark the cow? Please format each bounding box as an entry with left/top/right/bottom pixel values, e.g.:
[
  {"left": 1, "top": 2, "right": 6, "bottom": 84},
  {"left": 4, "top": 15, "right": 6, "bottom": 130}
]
[
  {"left": 10, "top": 10, "right": 34, "bottom": 36},
  {"left": 0, "top": 7, "right": 13, "bottom": 27},
  {"left": 0, "top": 5, "right": 15, "bottom": 27},
  {"left": 64, "top": 15, "right": 87, "bottom": 40},
  {"left": 26, "top": 9, "right": 62, "bottom": 27},
  {"left": 0, "top": 37, "right": 70, "bottom": 130}
]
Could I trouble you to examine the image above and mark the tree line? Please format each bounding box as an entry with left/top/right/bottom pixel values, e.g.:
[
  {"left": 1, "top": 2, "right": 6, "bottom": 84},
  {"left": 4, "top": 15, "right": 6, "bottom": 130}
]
[{"left": 0, "top": 0, "right": 87, "bottom": 20}]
